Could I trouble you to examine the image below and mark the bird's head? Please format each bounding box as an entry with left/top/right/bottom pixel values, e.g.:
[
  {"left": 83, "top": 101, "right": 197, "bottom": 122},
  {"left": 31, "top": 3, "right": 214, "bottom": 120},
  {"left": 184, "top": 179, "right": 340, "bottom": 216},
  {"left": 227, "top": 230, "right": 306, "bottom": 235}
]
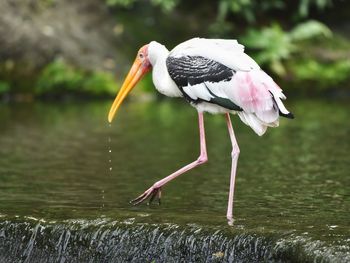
[{"left": 108, "top": 44, "right": 152, "bottom": 123}]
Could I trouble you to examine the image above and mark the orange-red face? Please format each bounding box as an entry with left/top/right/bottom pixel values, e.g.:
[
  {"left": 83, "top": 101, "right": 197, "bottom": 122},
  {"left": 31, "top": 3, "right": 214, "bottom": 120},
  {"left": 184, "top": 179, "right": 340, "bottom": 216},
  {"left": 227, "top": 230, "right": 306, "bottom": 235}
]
[
  {"left": 137, "top": 44, "right": 151, "bottom": 70},
  {"left": 108, "top": 44, "right": 151, "bottom": 123}
]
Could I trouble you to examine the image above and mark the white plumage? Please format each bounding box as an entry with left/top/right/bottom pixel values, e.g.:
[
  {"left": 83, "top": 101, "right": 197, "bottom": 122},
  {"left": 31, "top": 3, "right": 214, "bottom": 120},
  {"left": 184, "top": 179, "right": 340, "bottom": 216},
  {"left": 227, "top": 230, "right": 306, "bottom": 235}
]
[
  {"left": 148, "top": 38, "right": 292, "bottom": 136},
  {"left": 170, "top": 38, "right": 259, "bottom": 71}
]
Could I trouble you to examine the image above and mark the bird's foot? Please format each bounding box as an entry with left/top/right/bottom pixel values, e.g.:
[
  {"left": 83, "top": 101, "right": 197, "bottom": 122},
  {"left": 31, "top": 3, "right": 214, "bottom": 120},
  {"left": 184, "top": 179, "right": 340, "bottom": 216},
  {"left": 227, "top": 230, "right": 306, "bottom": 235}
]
[
  {"left": 227, "top": 215, "right": 234, "bottom": 226},
  {"left": 130, "top": 186, "right": 162, "bottom": 206}
]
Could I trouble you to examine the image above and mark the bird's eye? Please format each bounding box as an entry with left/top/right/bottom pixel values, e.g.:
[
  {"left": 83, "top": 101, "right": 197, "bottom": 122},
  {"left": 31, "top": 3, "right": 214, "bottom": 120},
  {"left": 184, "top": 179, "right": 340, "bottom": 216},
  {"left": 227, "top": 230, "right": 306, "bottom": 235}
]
[{"left": 139, "top": 53, "right": 144, "bottom": 59}]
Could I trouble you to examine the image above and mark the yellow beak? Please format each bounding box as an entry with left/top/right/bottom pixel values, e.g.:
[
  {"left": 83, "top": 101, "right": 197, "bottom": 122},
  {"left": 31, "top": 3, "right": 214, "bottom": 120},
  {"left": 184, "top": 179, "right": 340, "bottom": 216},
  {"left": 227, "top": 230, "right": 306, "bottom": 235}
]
[{"left": 108, "top": 59, "right": 147, "bottom": 123}]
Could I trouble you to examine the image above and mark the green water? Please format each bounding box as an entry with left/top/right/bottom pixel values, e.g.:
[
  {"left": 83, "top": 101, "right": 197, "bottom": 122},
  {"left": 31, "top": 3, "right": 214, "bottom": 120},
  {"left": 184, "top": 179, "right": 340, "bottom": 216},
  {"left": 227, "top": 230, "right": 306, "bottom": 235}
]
[{"left": 0, "top": 98, "right": 349, "bottom": 262}]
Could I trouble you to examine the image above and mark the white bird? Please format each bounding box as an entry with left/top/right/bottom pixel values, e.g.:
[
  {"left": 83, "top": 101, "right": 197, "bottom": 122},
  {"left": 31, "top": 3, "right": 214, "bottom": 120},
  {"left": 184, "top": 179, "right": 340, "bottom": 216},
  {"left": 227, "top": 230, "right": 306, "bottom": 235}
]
[{"left": 108, "top": 38, "right": 293, "bottom": 222}]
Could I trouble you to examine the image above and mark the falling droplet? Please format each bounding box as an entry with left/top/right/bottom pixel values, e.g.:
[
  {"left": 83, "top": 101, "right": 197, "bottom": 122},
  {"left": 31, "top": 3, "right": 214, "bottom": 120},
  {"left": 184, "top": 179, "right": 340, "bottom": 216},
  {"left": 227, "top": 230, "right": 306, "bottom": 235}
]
[
  {"left": 108, "top": 127, "right": 113, "bottom": 176},
  {"left": 101, "top": 189, "right": 105, "bottom": 209}
]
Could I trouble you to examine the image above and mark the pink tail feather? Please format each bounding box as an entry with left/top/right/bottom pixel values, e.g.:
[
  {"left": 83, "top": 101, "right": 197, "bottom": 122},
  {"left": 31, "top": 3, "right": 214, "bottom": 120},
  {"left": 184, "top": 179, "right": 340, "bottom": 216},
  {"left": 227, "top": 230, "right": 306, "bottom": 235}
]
[{"left": 230, "top": 69, "right": 292, "bottom": 135}]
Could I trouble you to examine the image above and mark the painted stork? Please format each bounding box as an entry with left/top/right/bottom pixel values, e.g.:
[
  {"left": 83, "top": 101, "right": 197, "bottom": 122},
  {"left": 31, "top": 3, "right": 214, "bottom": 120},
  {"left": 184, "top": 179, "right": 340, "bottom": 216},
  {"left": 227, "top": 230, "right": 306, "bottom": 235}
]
[{"left": 108, "top": 38, "right": 293, "bottom": 222}]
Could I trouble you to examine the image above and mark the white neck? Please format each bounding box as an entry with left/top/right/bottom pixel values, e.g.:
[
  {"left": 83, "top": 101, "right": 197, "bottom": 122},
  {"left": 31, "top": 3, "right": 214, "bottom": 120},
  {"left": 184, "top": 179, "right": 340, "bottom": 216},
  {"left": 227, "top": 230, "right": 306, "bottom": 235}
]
[{"left": 148, "top": 41, "right": 182, "bottom": 98}]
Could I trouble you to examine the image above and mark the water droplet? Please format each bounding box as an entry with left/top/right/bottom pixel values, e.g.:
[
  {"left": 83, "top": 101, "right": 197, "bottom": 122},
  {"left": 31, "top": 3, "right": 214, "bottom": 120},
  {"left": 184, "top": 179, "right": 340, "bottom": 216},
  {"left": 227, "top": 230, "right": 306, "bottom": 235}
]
[
  {"left": 109, "top": 167, "right": 113, "bottom": 171},
  {"left": 109, "top": 159, "right": 112, "bottom": 163},
  {"left": 109, "top": 150, "right": 112, "bottom": 153}
]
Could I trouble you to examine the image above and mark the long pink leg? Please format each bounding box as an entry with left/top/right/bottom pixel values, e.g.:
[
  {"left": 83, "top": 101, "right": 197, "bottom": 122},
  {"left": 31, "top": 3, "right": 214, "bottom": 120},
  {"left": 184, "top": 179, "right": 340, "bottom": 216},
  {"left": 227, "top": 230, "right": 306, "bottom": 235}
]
[
  {"left": 130, "top": 111, "right": 208, "bottom": 205},
  {"left": 225, "top": 113, "right": 240, "bottom": 224}
]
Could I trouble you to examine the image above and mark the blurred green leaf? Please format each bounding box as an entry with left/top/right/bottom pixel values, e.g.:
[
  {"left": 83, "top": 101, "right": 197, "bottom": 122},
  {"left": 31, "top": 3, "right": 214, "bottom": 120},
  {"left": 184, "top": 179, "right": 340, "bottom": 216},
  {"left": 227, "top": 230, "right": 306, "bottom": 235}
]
[
  {"left": 0, "top": 81, "right": 10, "bottom": 94},
  {"left": 107, "top": 0, "right": 179, "bottom": 11},
  {"left": 298, "top": 0, "right": 332, "bottom": 17},
  {"left": 150, "top": 0, "right": 179, "bottom": 12},
  {"left": 242, "top": 24, "right": 294, "bottom": 59},
  {"left": 242, "top": 20, "right": 333, "bottom": 77},
  {"left": 242, "top": 24, "right": 295, "bottom": 75},
  {"left": 36, "top": 59, "right": 119, "bottom": 97},
  {"left": 106, "top": 0, "right": 137, "bottom": 7},
  {"left": 289, "top": 59, "right": 350, "bottom": 87},
  {"left": 290, "top": 20, "right": 332, "bottom": 41},
  {"left": 83, "top": 71, "right": 119, "bottom": 96},
  {"left": 36, "top": 59, "right": 84, "bottom": 95}
]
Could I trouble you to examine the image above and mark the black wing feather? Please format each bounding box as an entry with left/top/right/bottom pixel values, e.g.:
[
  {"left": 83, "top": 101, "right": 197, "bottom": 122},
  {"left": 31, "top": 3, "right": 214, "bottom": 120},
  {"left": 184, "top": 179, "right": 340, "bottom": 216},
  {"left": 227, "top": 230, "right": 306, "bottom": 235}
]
[
  {"left": 166, "top": 55, "right": 242, "bottom": 111},
  {"left": 166, "top": 56, "right": 233, "bottom": 87}
]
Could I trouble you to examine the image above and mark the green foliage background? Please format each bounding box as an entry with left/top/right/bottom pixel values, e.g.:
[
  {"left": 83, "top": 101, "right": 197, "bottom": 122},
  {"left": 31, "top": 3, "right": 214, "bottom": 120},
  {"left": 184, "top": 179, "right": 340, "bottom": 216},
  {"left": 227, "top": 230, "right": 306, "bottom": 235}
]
[
  {"left": 108, "top": 0, "right": 350, "bottom": 95},
  {"left": 1, "top": 0, "right": 349, "bottom": 98}
]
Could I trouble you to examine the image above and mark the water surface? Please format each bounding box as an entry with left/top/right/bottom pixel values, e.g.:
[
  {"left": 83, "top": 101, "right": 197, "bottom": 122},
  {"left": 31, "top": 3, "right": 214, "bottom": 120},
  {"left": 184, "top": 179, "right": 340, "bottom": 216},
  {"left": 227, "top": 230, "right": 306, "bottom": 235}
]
[{"left": 0, "top": 99, "right": 349, "bottom": 262}]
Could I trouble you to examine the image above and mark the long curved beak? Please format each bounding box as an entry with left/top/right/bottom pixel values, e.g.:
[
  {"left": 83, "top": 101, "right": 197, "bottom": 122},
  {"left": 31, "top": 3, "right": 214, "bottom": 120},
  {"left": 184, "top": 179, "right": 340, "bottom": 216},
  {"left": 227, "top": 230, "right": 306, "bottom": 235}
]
[{"left": 108, "top": 59, "right": 147, "bottom": 123}]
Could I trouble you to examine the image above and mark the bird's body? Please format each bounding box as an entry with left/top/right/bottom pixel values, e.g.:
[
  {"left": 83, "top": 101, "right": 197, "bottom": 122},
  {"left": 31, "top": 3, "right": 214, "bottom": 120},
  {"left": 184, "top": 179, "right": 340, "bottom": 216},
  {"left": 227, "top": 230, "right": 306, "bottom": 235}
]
[
  {"left": 148, "top": 39, "right": 292, "bottom": 135},
  {"left": 108, "top": 38, "right": 293, "bottom": 223}
]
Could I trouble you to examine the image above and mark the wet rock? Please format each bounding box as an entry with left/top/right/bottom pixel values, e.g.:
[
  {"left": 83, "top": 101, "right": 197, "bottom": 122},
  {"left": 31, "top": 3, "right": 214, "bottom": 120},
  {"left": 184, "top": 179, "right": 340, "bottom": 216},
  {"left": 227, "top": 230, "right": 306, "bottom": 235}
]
[{"left": 0, "top": 218, "right": 348, "bottom": 263}]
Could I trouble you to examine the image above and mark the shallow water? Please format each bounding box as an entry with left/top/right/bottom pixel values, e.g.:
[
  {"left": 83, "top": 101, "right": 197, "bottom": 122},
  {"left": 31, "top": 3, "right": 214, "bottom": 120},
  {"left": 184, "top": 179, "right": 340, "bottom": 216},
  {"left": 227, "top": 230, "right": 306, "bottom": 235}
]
[{"left": 0, "top": 98, "right": 349, "bottom": 262}]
